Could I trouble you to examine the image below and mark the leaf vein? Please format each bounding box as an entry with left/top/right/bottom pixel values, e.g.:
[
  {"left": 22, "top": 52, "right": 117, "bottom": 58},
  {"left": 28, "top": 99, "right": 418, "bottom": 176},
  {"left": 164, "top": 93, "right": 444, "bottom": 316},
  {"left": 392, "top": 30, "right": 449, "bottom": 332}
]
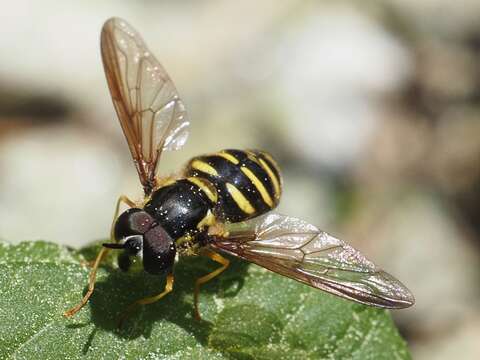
[{"left": 9, "top": 320, "right": 56, "bottom": 359}]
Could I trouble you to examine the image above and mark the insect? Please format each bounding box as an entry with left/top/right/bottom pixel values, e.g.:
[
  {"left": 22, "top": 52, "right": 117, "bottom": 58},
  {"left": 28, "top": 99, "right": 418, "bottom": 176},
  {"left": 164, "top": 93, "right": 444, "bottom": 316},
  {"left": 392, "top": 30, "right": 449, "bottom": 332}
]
[{"left": 64, "top": 17, "right": 414, "bottom": 322}]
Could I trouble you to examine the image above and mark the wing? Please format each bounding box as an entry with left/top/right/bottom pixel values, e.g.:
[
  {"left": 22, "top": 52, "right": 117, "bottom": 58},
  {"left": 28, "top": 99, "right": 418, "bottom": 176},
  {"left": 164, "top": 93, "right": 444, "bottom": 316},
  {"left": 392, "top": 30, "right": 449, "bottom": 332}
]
[
  {"left": 101, "top": 17, "right": 189, "bottom": 195},
  {"left": 211, "top": 213, "right": 415, "bottom": 309}
]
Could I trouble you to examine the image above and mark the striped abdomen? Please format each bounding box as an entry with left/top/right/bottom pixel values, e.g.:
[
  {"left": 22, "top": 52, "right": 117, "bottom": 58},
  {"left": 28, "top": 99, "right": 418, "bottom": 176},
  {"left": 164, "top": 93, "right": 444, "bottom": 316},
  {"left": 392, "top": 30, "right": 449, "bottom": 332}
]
[{"left": 185, "top": 149, "right": 282, "bottom": 223}]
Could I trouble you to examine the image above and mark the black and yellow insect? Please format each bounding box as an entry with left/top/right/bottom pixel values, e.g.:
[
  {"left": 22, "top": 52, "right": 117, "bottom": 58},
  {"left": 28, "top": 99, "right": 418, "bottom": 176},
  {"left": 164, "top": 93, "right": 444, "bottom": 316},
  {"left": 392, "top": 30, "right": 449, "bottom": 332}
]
[{"left": 64, "top": 17, "right": 414, "bottom": 323}]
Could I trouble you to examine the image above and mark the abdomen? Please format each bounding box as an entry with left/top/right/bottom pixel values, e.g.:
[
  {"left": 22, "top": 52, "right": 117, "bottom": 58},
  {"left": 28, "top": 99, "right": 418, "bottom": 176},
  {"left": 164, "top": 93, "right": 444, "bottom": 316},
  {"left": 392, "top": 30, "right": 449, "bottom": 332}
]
[{"left": 185, "top": 149, "right": 282, "bottom": 223}]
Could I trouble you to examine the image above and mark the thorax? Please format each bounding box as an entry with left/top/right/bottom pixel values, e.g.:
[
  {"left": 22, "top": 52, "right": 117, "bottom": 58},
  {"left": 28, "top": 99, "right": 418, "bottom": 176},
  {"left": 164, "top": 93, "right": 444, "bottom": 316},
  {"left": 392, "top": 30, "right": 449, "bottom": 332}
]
[{"left": 143, "top": 178, "right": 216, "bottom": 241}]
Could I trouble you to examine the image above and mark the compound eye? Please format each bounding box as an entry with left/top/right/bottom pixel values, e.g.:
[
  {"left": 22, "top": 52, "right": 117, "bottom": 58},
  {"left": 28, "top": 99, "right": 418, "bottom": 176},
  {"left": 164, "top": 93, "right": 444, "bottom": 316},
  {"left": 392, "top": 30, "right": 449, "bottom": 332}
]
[
  {"left": 114, "top": 208, "right": 154, "bottom": 240},
  {"left": 143, "top": 225, "right": 176, "bottom": 274}
]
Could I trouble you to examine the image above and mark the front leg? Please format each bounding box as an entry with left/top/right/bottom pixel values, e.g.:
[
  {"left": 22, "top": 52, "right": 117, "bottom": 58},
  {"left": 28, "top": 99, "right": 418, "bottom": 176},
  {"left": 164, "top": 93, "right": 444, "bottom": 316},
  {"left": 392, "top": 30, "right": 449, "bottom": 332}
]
[
  {"left": 64, "top": 194, "right": 137, "bottom": 317},
  {"left": 63, "top": 246, "right": 110, "bottom": 317},
  {"left": 110, "top": 194, "right": 137, "bottom": 242}
]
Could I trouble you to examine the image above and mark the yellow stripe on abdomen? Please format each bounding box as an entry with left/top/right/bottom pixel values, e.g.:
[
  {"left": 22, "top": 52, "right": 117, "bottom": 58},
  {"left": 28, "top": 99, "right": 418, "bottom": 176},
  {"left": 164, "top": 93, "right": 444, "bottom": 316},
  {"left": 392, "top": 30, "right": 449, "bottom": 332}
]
[
  {"left": 240, "top": 166, "right": 274, "bottom": 208},
  {"left": 190, "top": 160, "right": 218, "bottom": 177},
  {"left": 225, "top": 183, "right": 256, "bottom": 215},
  {"left": 187, "top": 177, "right": 218, "bottom": 203},
  {"left": 258, "top": 158, "right": 281, "bottom": 201},
  {"left": 217, "top": 151, "right": 240, "bottom": 164}
]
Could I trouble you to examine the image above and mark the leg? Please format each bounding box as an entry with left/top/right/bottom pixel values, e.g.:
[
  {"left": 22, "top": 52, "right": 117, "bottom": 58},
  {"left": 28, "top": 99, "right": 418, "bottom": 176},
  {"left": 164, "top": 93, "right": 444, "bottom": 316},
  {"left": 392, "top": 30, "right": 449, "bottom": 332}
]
[
  {"left": 64, "top": 246, "right": 110, "bottom": 317},
  {"left": 110, "top": 195, "right": 137, "bottom": 242},
  {"left": 80, "top": 194, "right": 135, "bottom": 268},
  {"left": 64, "top": 195, "right": 136, "bottom": 317},
  {"left": 118, "top": 274, "right": 174, "bottom": 328},
  {"left": 194, "top": 250, "right": 230, "bottom": 320}
]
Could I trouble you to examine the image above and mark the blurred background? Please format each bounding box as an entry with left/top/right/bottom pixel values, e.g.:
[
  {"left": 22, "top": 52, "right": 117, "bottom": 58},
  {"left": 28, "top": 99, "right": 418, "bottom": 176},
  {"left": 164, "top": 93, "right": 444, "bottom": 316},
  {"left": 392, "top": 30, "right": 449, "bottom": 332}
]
[{"left": 1, "top": 0, "right": 479, "bottom": 358}]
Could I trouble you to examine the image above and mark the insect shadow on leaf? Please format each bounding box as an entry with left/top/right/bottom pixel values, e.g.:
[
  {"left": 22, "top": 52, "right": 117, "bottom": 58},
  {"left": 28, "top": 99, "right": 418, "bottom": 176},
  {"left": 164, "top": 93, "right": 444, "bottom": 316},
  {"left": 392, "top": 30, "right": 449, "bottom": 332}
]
[{"left": 74, "top": 245, "right": 248, "bottom": 343}]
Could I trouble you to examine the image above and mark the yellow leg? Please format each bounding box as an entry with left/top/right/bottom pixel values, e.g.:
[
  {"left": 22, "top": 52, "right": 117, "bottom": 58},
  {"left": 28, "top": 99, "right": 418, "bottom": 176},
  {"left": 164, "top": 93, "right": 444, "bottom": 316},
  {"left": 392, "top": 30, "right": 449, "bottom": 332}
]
[
  {"left": 64, "top": 195, "right": 136, "bottom": 317},
  {"left": 110, "top": 194, "right": 136, "bottom": 242},
  {"left": 118, "top": 274, "right": 174, "bottom": 328},
  {"left": 194, "top": 250, "right": 230, "bottom": 321},
  {"left": 64, "top": 247, "right": 110, "bottom": 317}
]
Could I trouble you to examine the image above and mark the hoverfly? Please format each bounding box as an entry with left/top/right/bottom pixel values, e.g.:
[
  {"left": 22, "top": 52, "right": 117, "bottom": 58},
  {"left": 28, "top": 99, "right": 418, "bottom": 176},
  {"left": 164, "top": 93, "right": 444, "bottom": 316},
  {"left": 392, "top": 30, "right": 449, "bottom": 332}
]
[{"left": 64, "top": 17, "right": 414, "bottom": 322}]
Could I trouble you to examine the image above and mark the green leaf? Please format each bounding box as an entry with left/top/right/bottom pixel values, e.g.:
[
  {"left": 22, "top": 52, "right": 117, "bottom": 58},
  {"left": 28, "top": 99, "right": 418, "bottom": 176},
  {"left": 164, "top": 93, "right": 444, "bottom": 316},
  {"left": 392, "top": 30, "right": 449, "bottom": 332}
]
[{"left": 0, "top": 241, "right": 411, "bottom": 359}]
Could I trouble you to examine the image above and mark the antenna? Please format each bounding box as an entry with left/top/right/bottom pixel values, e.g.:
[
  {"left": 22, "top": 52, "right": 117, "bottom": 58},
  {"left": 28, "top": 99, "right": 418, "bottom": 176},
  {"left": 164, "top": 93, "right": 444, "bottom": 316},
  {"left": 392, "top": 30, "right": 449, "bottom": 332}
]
[{"left": 102, "top": 243, "right": 125, "bottom": 249}]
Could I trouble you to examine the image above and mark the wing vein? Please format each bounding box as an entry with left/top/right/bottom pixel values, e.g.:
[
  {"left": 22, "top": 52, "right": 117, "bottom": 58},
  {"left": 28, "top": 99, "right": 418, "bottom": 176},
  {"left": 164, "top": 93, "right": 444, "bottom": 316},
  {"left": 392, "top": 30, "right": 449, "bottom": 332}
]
[
  {"left": 100, "top": 17, "right": 189, "bottom": 194},
  {"left": 214, "top": 213, "right": 415, "bottom": 309}
]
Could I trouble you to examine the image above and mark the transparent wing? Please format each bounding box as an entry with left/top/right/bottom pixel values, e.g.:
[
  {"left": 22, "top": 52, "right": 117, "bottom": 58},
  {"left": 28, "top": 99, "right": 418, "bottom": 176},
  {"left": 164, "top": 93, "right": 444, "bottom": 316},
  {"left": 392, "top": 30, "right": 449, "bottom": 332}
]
[
  {"left": 212, "top": 213, "right": 415, "bottom": 309},
  {"left": 101, "top": 17, "right": 189, "bottom": 194}
]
